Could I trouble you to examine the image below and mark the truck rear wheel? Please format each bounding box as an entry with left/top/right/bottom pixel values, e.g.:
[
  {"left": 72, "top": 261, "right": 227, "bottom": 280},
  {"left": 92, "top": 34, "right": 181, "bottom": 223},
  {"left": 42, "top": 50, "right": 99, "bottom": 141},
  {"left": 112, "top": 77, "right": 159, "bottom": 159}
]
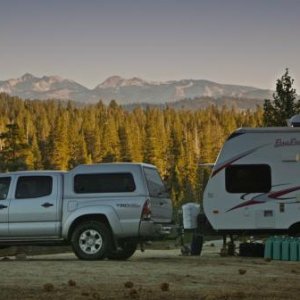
[
  {"left": 71, "top": 221, "right": 111, "bottom": 260},
  {"left": 107, "top": 240, "right": 137, "bottom": 260}
]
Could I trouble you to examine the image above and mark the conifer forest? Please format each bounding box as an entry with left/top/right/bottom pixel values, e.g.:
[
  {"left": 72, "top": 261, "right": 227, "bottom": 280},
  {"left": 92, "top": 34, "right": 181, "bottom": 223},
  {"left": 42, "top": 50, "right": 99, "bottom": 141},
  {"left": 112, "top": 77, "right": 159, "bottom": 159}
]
[{"left": 0, "top": 93, "right": 264, "bottom": 208}]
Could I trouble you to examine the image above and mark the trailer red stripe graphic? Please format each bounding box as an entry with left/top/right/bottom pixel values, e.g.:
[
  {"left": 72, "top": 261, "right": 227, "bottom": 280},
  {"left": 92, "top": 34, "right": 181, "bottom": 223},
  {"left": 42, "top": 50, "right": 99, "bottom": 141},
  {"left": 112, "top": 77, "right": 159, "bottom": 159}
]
[
  {"left": 227, "top": 199, "right": 263, "bottom": 211},
  {"left": 227, "top": 185, "right": 300, "bottom": 212},
  {"left": 212, "top": 144, "right": 268, "bottom": 177},
  {"left": 268, "top": 186, "right": 300, "bottom": 199}
]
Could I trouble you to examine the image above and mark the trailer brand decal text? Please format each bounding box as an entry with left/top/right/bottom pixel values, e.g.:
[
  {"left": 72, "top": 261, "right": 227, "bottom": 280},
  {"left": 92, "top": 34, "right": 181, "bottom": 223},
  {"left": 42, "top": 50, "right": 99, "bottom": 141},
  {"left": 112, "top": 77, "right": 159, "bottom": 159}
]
[{"left": 274, "top": 138, "right": 300, "bottom": 147}]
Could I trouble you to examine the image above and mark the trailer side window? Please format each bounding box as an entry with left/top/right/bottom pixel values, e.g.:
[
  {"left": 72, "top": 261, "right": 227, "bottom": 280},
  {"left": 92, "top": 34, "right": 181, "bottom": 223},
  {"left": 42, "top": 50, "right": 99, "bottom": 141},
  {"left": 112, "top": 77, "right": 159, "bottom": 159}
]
[
  {"left": 225, "top": 165, "right": 271, "bottom": 193},
  {"left": 74, "top": 173, "right": 136, "bottom": 193}
]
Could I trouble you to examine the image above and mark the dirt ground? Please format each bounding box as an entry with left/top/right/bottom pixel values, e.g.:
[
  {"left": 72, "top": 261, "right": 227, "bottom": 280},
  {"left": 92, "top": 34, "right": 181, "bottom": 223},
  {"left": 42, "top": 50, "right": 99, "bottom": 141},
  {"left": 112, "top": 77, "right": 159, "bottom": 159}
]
[{"left": 0, "top": 241, "right": 300, "bottom": 300}]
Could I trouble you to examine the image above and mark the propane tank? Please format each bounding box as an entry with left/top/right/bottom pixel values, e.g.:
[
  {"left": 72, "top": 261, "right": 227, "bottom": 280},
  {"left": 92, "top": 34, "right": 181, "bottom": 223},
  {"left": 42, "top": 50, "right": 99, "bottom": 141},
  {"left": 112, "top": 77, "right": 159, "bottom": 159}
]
[
  {"left": 290, "top": 238, "right": 299, "bottom": 261},
  {"left": 272, "top": 236, "right": 282, "bottom": 260},
  {"left": 264, "top": 237, "right": 273, "bottom": 259},
  {"left": 182, "top": 203, "right": 200, "bottom": 229},
  {"left": 281, "top": 237, "right": 291, "bottom": 261}
]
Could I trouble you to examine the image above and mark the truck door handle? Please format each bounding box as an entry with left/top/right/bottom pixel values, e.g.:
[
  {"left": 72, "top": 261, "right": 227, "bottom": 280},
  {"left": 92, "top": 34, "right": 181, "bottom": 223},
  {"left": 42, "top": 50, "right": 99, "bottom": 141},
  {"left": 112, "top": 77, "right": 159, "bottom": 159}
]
[
  {"left": 0, "top": 204, "right": 7, "bottom": 209},
  {"left": 42, "top": 202, "right": 53, "bottom": 208}
]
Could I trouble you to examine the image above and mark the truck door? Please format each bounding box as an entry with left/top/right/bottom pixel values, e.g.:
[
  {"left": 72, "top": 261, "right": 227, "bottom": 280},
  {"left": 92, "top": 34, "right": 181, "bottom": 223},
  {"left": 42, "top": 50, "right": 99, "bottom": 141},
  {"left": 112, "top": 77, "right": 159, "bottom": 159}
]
[
  {"left": 8, "top": 174, "right": 61, "bottom": 237},
  {"left": 143, "top": 167, "right": 173, "bottom": 223},
  {"left": 0, "top": 177, "right": 11, "bottom": 237}
]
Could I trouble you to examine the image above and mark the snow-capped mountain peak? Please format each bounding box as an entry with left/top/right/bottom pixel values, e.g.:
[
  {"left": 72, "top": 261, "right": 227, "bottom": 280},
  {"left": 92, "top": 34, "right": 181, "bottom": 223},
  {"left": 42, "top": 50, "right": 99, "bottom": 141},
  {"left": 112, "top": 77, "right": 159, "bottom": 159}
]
[
  {"left": 97, "top": 76, "right": 147, "bottom": 89},
  {"left": 0, "top": 73, "right": 273, "bottom": 107},
  {"left": 21, "top": 73, "right": 35, "bottom": 81}
]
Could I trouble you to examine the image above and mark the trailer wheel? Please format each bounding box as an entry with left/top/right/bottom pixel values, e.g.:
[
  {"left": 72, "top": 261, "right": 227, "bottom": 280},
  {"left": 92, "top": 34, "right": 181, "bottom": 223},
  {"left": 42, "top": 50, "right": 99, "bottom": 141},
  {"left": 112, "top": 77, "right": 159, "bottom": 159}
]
[
  {"left": 71, "top": 221, "right": 111, "bottom": 260},
  {"left": 107, "top": 240, "right": 137, "bottom": 260},
  {"left": 190, "top": 233, "right": 203, "bottom": 256}
]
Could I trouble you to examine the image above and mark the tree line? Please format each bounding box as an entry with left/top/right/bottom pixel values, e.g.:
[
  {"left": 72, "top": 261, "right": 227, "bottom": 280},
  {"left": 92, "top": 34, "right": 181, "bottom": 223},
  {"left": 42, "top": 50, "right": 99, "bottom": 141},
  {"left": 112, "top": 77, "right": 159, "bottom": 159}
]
[
  {"left": 0, "top": 68, "right": 292, "bottom": 207},
  {"left": 0, "top": 92, "right": 264, "bottom": 207}
]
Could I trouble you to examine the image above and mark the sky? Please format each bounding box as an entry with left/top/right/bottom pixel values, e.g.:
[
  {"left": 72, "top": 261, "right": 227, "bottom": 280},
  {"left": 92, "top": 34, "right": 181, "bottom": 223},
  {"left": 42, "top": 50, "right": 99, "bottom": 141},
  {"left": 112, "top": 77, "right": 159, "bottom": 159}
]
[{"left": 0, "top": 0, "right": 300, "bottom": 91}]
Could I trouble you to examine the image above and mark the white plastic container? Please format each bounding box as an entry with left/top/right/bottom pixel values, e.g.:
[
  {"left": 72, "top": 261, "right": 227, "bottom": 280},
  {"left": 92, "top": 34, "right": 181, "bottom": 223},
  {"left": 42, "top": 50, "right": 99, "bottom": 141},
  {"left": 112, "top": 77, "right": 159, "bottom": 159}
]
[{"left": 182, "top": 203, "right": 200, "bottom": 229}]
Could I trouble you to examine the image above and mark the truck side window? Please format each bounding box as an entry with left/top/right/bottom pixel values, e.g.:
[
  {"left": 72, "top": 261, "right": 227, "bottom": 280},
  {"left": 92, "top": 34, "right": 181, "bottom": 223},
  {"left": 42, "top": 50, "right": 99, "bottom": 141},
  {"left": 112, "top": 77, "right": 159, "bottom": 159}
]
[
  {"left": 74, "top": 173, "right": 136, "bottom": 193},
  {"left": 15, "top": 176, "right": 53, "bottom": 199},
  {"left": 225, "top": 164, "right": 271, "bottom": 193},
  {"left": 0, "top": 177, "right": 11, "bottom": 200}
]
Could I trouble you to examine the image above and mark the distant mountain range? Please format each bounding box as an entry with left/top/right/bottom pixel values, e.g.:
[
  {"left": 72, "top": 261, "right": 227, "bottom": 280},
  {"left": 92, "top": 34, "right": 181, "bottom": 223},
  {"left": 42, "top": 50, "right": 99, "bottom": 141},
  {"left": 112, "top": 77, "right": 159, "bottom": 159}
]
[{"left": 0, "top": 73, "right": 273, "bottom": 107}]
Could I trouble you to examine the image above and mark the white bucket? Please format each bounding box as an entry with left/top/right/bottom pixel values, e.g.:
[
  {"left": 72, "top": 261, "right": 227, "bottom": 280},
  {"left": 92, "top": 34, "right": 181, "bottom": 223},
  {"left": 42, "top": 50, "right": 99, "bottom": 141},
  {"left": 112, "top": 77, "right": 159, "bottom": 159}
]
[{"left": 182, "top": 202, "right": 200, "bottom": 229}]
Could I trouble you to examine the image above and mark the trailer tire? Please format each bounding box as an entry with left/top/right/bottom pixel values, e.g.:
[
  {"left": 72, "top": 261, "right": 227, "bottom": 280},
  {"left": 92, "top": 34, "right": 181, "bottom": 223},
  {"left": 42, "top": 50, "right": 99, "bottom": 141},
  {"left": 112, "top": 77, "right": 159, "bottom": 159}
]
[
  {"left": 71, "top": 221, "right": 111, "bottom": 260},
  {"left": 289, "top": 222, "right": 300, "bottom": 236},
  {"left": 190, "top": 233, "right": 203, "bottom": 256}
]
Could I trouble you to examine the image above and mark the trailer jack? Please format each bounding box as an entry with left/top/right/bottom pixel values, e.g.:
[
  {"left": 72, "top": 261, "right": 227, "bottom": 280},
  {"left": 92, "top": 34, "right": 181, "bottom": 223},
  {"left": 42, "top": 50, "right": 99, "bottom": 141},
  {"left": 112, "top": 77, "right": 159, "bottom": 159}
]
[{"left": 220, "top": 234, "right": 236, "bottom": 256}]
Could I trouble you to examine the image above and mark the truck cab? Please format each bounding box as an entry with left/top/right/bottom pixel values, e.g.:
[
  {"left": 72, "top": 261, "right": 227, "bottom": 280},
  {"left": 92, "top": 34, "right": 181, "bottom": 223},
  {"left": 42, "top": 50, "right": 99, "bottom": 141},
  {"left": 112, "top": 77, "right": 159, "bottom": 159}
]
[{"left": 0, "top": 171, "right": 63, "bottom": 238}]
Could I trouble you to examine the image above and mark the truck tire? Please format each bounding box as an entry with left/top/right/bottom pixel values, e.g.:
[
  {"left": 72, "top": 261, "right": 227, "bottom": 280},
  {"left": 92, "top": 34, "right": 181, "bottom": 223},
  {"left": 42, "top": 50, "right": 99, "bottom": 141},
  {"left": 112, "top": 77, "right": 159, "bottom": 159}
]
[
  {"left": 71, "top": 221, "right": 111, "bottom": 260},
  {"left": 107, "top": 240, "right": 137, "bottom": 260}
]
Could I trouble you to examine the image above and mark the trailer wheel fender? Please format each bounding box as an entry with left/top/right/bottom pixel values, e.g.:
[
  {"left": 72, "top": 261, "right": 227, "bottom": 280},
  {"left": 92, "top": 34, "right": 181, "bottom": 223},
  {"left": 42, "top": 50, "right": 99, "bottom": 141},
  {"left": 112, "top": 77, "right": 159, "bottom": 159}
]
[{"left": 288, "top": 222, "right": 300, "bottom": 236}]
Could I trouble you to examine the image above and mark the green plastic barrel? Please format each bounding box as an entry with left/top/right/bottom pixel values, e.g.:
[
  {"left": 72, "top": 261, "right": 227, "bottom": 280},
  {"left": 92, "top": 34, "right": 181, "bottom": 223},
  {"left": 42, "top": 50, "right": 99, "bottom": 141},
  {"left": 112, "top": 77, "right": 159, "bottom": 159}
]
[
  {"left": 272, "top": 237, "right": 282, "bottom": 260},
  {"left": 281, "top": 238, "right": 290, "bottom": 261},
  {"left": 290, "top": 238, "right": 298, "bottom": 261},
  {"left": 264, "top": 237, "right": 273, "bottom": 259}
]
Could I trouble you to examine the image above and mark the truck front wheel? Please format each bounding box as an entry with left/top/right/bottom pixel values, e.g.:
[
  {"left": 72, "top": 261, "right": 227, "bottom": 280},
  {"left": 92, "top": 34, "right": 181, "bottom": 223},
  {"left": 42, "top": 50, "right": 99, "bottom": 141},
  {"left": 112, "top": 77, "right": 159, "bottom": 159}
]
[{"left": 71, "top": 221, "right": 111, "bottom": 260}]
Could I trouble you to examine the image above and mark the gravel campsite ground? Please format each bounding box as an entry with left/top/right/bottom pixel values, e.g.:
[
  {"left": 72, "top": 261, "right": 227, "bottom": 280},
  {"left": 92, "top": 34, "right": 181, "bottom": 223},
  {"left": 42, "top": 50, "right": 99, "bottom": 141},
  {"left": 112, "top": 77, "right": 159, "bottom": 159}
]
[{"left": 0, "top": 242, "right": 300, "bottom": 300}]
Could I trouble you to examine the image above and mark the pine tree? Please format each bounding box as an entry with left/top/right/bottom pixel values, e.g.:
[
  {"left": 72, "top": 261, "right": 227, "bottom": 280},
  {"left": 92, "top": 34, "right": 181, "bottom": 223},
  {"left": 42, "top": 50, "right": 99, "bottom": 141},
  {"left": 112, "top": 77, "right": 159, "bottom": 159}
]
[
  {"left": 264, "top": 68, "right": 300, "bottom": 126},
  {"left": 144, "top": 108, "right": 167, "bottom": 172},
  {"left": 0, "top": 123, "right": 31, "bottom": 171},
  {"left": 0, "top": 92, "right": 266, "bottom": 207},
  {"left": 29, "top": 134, "right": 43, "bottom": 169},
  {"left": 47, "top": 114, "right": 70, "bottom": 170},
  {"left": 82, "top": 108, "right": 101, "bottom": 162},
  {"left": 118, "top": 125, "right": 133, "bottom": 162},
  {"left": 100, "top": 117, "right": 120, "bottom": 162},
  {"left": 68, "top": 133, "right": 89, "bottom": 168}
]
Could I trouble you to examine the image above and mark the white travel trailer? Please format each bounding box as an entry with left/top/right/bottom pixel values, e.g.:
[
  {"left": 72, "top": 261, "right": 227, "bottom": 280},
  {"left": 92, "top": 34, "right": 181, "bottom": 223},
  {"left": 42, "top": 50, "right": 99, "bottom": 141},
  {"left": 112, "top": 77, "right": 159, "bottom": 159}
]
[{"left": 203, "top": 123, "right": 300, "bottom": 236}]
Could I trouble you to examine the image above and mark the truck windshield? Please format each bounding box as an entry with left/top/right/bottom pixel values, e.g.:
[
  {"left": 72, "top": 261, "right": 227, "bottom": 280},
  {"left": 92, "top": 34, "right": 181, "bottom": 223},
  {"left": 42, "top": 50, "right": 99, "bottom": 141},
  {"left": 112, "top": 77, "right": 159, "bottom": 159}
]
[{"left": 144, "top": 167, "right": 168, "bottom": 197}]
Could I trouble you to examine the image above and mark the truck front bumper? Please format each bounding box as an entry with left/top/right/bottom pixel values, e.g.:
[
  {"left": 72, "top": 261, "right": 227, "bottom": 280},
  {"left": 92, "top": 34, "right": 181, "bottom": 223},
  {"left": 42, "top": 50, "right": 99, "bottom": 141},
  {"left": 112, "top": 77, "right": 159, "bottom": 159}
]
[{"left": 139, "top": 220, "right": 178, "bottom": 240}]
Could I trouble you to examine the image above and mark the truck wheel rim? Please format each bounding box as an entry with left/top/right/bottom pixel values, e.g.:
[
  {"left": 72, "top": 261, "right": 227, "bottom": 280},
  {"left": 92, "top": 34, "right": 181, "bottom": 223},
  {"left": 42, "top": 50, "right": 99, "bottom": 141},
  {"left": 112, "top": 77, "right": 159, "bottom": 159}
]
[{"left": 79, "top": 229, "right": 103, "bottom": 255}]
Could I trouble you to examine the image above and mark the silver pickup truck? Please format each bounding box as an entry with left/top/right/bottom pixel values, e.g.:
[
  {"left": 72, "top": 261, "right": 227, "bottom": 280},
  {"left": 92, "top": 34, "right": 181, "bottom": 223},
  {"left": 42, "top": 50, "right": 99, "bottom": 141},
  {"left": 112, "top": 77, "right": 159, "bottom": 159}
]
[{"left": 0, "top": 163, "right": 176, "bottom": 260}]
